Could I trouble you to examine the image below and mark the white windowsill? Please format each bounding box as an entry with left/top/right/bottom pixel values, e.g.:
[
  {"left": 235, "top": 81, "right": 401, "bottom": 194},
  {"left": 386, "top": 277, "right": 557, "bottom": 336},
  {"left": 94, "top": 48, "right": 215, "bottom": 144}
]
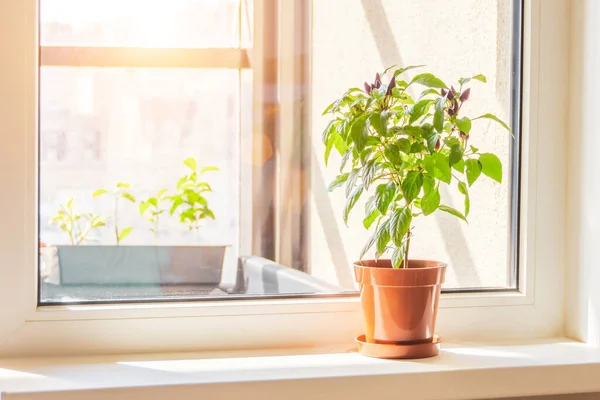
[{"left": 1, "top": 338, "right": 599, "bottom": 400}]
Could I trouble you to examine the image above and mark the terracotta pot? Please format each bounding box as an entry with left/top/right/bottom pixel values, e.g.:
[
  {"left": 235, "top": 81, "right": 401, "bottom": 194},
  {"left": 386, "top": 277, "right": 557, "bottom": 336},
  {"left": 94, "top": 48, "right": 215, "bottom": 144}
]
[{"left": 354, "top": 259, "right": 446, "bottom": 344}]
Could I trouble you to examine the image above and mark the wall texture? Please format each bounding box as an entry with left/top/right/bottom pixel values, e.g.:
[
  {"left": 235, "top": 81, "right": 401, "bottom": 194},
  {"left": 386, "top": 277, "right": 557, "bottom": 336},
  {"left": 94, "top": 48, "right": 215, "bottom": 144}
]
[{"left": 310, "top": 0, "right": 515, "bottom": 289}]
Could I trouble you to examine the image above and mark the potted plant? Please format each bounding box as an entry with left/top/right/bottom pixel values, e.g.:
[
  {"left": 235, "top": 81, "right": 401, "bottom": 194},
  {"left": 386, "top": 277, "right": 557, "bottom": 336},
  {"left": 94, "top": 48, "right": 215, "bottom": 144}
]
[
  {"left": 43, "top": 198, "right": 108, "bottom": 285},
  {"left": 53, "top": 183, "right": 149, "bottom": 285},
  {"left": 49, "top": 161, "right": 228, "bottom": 288},
  {"left": 323, "top": 66, "right": 511, "bottom": 358},
  {"left": 164, "top": 157, "right": 228, "bottom": 285}
]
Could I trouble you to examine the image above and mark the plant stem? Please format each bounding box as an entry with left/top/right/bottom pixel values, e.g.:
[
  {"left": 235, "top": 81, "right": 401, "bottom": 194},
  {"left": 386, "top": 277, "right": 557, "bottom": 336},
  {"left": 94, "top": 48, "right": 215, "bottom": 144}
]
[
  {"left": 404, "top": 230, "right": 411, "bottom": 269},
  {"left": 77, "top": 225, "right": 91, "bottom": 245},
  {"left": 404, "top": 203, "right": 414, "bottom": 268},
  {"left": 153, "top": 216, "right": 159, "bottom": 245},
  {"left": 68, "top": 213, "right": 75, "bottom": 245}
]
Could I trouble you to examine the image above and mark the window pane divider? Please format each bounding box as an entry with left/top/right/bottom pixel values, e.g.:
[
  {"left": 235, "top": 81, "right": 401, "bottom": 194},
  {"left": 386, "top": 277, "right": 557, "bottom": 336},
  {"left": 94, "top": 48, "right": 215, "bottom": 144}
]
[{"left": 40, "top": 46, "right": 251, "bottom": 69}]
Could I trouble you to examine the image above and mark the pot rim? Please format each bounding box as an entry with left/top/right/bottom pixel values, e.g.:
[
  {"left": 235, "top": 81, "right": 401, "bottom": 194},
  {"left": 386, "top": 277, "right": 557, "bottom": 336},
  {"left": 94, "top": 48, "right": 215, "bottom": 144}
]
[
  {"left": 354, "top": 259, "right": 447, "bottom": 286},
  {"left": 353, "top": 259, "right": 448, "bottom": 270}
]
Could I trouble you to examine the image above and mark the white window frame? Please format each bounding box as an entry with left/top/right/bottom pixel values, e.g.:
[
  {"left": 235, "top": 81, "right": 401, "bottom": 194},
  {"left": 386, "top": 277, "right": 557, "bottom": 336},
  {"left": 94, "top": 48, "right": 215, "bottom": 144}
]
[{"left": 0, "top": 0, "right": 568, "bottom": 357}]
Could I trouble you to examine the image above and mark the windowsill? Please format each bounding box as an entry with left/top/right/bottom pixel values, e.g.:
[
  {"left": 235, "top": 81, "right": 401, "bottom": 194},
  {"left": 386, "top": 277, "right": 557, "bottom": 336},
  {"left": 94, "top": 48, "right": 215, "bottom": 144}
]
[{"left": 1, "top": 338, "right": 599, "bottom": 400}]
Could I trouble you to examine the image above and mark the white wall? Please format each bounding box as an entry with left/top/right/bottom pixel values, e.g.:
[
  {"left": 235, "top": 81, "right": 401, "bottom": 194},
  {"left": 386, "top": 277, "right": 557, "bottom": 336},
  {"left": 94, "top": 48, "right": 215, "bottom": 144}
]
[
  {"left": 566, "top": 0, "right": 600, "bottom": 344},
  {"left": 310, "top": 0, "right": 514, "bottom": 289}
]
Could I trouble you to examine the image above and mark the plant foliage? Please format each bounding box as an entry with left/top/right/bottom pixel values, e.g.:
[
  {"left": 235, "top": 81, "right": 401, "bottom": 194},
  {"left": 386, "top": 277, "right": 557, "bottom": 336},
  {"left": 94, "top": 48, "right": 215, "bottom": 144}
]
[
  {"left": 169, "top": 158, "right": 218, "bottom": 231},
  {"left": 322, "top": 67, "right": 511, "bottom": 268}
]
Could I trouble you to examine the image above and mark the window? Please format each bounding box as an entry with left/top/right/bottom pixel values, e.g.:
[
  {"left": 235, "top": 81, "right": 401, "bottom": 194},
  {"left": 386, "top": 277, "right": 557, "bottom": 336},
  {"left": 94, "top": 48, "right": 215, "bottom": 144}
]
[
  {"left": 0, "top": 0, "right": 567, "bottom": 356},
  {"left": 37, "top": 0, "right": 522, "bottom": 305}
]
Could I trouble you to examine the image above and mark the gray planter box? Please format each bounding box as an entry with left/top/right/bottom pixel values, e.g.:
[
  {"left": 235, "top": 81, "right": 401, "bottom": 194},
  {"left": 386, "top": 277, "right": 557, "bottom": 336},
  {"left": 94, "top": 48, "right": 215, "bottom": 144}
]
[{"left": 55, "top": 245, "right": 227, "bottom": 285}]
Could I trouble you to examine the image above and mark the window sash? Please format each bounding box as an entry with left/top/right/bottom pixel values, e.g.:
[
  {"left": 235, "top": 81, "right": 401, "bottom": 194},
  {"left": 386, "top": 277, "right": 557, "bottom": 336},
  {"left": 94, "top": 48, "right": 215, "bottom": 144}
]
[{"left": 40, "top": 46, "right": 251, "bottom": 69}]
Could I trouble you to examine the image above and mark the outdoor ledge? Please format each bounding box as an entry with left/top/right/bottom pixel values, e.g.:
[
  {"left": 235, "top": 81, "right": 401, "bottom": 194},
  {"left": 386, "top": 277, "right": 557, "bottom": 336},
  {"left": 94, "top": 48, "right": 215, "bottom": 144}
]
[{"left": 1, "top": 338, "right": 600, "bottom": 400}]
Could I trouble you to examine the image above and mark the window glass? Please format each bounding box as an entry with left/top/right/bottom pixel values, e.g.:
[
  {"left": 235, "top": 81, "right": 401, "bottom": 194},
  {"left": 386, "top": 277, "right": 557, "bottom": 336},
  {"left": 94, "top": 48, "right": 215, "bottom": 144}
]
[
  {"left": 39, "top": 0, "right": 520, "bottom": 304},
  {"left": 40, "top": 0, "right": 252, "bottom": 48}
]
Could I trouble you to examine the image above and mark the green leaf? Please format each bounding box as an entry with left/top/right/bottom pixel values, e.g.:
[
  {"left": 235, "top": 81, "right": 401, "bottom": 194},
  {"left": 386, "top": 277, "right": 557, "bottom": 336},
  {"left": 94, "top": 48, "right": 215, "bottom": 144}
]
[
  {"left": 459, "top": 74, "right": 483, "bottom": 85},
  {"left": 365, "top": 137, "right": 381, "bottom": 146},
  {"left": 325, "top": 132, "right": 343, "bottom": 166},
  {"left": 176, "top": 176, "right": 187, "bottom": 190},
  {"left": 393, "top": 65, "right": 425, "bottom": 77},
  {"left": 434, "top": 96, "right": 446, "bottom": 133},
  {"left": 396, "top": 138, "right": 411, "bottom": 154},
  {"left": 196, "top": 182, "right": 212, "bottom": 193},
  {"left": 425, "top": 133, "right": 440, "bottom": 154},
  {"left": 345, "top": 168, "right": 360, "bottom": 197},
  {"left": 169, "top": 198, "right": 184, "bottom": 215},
  {"left": 456, "top": 117, "right": 472, "bottom": 134},
  {"left": 340, "top": 149, "right": 352, "bottom": 172},
  {"left": 410, "top": 142, "right": 427, "bottom": 153},
  {"left": 438, "top": 205, "right": 468, "bottom": 222},
  {"left": 322, "top": 119, "right": 337, "bottom": 144},
  {"left": 384, "top": 145, "right": 402, "bottom": 165},
  {"left": 383, "top": 64, "right": 398, "bottom": 75},
  {"left": 449, "top": 144, "right": 464, "bottom": 166},
  {"left": 409, "top": 99, "right": 432, "bottom": 124},
  {"left": 458, "top": 181, "right": 471, "bottom": 217},
  {"left": 465, "top": 159, "right": 483, "bottom": 186},
  {"left": 389, "top": 207, "right": 412, "bottom": 246},
  {"left": 66, "top": 198, "right": 74, "bottom": 208},
  {"left": 121, "top": 192, "right": 136, "bottom": 203},
  {"left": 422, "top": 125, "right": 439, "bottom": 153},
  {"left": 117, "top": 182, "right": 130, "bottom": 189},
  {"left": 91, "top": 220, "right": 106, "bottom": 228},
  {"left": 360, "top": 147, "right": 373, "bottom": 163},
  {"left": 473, "top": 113, "right": 512, "bottom": 134},
  {"left": 418, "top": 88, "right": 440, "bottom": 100},
  {"left": 343, "top": 185, "right": 363, "bottom": 224},
  {"left": 200, "top": 166, "right": 219, "bottom": 174},
  {"left": 184, "top": 157, "right": 197, "bottom": 171},
  {"left": 479, "top": 153, "right": 503, "bottom": 183},
  {"left": 204, "top": 208, "right": 216, "bottom": 219},
  {"left": 362, "top": 160, "right": 377, "bottom": 190},
  {"left": 148, "top": 197, "right": 158, "bottom": 207},
  {"left": 422, "top": 174, "right": 435, "bottom": 195},
  {"left": 444, "top": 137, "right": 460, "bottom": 149},
  {"left": 322, "top": 99, "right": 340, "bottom": 115},
  {"left": 157, "top": 189, "right": 168, "bottom": 198},
  {"left": 401, "top": 171, "right": 423, "bottom": 203},
  {"left": 139, "top": 202, "right": 150, "bottom": 215},
  {"left": 369, "top": 111, "right": 388, "bottom": 136},
  {"left": 397, "top": 126, "right": 424, "bottom": 138},
  {"left": 328, "top": 173, "right": 349, "bottom": 192},
  {"left": 118, "top": 227, "right": 133, "bottom": 242},
  {"left": 421, "top": 187, "right": 440, "bottom": 215},
  {"left": 180, "top": 208, "right": 196, "bottom": 223},
  {"left": 472, "top": 74, "right": 487, "bottom": 83},
  {"left": 470, "top": 145, "right": 479, "bottom": 153},
  {"left": 391, "top": 244, "right": 406, "bottom": 269},
  {"left": 92, "top": 189, "right": 107, "bottom": 198},
  {"left": 360, "top": 219, "right": 390, "bottom": 260},
  {"left": 459, "top": 74, "right": 487, "bottom": 85},
  {"left": 410, "top": 73, "right": 447, "bottom": 89},
  {"left": 376, "top": 221, "right": 391, "bottom": 255},
  {"left": 375, "top": 182, "right": 396, "bottom": 215},
  {"left": 394, "top": 93, "right": 414, "bottom": 104},
  {"left": 423, "top": 153, "right": 451, "bottom": 184},
  {"left": 453, "top": 158, "right": 465, "bottom": 173},
  {"left": 350, "top": 118, "right": 367, "bottom": 151},
  {"left": 363, "top": 208, "right": 380, "bottom": 230}
]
